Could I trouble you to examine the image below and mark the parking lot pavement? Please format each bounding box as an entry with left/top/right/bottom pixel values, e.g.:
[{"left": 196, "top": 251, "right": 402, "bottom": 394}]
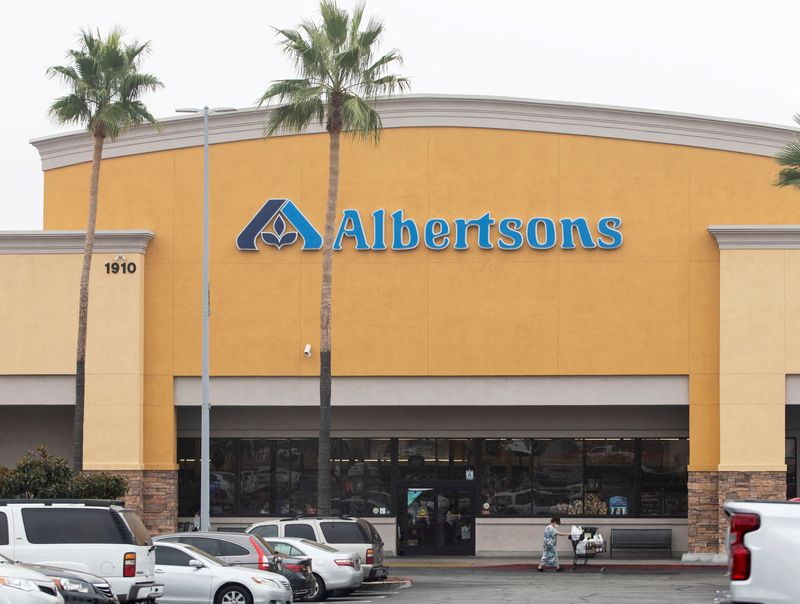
[{"left": 335, "top": 568, "right": 729, "bottom": 604}]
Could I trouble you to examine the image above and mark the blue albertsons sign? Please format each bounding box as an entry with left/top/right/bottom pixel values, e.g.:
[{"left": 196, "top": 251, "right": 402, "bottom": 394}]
[{"left": 236, "top": 198, "right": 623, "bottom": 251}]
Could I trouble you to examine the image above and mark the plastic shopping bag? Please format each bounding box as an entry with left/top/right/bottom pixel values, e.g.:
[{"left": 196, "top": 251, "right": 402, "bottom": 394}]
[
  {"left": 576, "top": 539, "right": 587, "bottom": 555},
  {"left": 570, "top": 525, "right": 583, "bottom": 541}
]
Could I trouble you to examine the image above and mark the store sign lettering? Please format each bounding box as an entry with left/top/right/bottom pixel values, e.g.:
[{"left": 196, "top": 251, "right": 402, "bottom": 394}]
[{"left": 236, "top": 198, "right": 623, "bottom": 252}]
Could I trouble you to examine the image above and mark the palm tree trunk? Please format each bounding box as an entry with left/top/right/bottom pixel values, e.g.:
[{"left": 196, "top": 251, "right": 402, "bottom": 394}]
[
  {"left": 317, "top": 126, "right": 340, "bottom": 516},
  {"left": 73, "top": 133, "right": 104, "bottom": 471}
]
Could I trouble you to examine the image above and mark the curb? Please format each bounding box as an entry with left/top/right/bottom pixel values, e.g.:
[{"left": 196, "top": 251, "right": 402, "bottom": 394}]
[
  {"left": 387, "top": 562, "right": 727, "bottom": 573},
  {"left": 360, "top": 577, "right": 413, "bottom": 589}
]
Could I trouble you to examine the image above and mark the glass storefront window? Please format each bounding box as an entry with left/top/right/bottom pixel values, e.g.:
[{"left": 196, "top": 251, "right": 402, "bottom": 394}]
[
  {"left": 331, "top": 439, "right": 393, "bottom": 516},
  {"left": 177, "top": 438, "right": 200, "bottom": 518},
  {"left": 290, "top": 440, "right": 319, "bottom": 515},
  {"left": 640, "top": 439, "right": 688, "bottom": 516},
  {"left": 533, "top": 439, "right": 584, "bottom": 517},
  {"left": 482, "top": 440, "right": 532, "bottom": 515},
  {"left": 239, "top": 439, "right": 291, "bottom": 516},
  {"left": 584, "top": 439, "right": 635, "bottom": 517},
  {"left": 787, "top": 438, "right": 797, "bottom": 500},
  {"left": 398, "top": 438, "right": 437, "bottom": 481},
  {"left": 176, "top": 436, "right": 689, "bottom": 519},
  {"left": 439, "top": 439, "right": 477, "bottom": 480},
  {"left": 209, "top": 439, "right": 236, "bottom": 517}
]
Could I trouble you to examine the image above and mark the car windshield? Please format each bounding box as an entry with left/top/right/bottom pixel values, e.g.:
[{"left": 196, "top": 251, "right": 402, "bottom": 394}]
[
  {"left": 299, "top": 539, "right": 339, "bottom": 553},
  {"left": 181, "top": 544, "right": 229, "bottom": 566}
]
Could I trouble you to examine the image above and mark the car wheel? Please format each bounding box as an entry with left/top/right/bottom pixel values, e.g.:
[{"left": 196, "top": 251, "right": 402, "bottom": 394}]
[
  {"left": 215, "top": 584, "right": 253, "bottom": 604},
  {"left": 303, "top": 573, "right": 326, "bottom": 602}
]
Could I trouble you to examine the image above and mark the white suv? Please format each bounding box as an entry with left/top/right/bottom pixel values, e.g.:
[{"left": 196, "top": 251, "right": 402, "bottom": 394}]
[
  {"left": 0, "top": 500, "right": 162, "bottom": 603},
  {"left": 246, "top": 517, "right": 387, "bottom": 581}
]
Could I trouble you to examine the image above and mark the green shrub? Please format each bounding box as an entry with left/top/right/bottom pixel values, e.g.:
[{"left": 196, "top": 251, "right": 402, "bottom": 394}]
[{"left": 0, "top": 446, "right": 127, "bottom": 500}]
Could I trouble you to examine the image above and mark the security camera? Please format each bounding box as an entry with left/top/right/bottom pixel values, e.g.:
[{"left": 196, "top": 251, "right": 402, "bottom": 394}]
[{"left": 303, "top": 344, "right": 312, "bottom": 358}]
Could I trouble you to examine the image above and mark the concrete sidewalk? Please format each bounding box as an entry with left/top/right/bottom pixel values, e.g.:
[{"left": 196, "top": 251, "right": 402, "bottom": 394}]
[{"left": 384, "top": 555, "right": 726, "bottom": 572}]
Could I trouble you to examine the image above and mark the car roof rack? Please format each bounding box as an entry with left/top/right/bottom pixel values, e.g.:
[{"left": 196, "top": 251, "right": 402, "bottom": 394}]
[{"left": 0, "top": 499, "right": 125, "bottom": 507}]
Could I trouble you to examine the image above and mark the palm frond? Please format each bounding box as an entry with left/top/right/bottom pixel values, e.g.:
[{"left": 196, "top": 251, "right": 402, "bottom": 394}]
[
  {"left": 48, "top": 27, "right": 161, "bottom": 139},
  {"left": 264, "top": 1, "right": 409, "bottom": 141},
  {"left": 264, "top": 98, "right": 326, "bottom": 137},
  {"left": 341, "top": 93, "right": 381, "bottom": 142},
  {"left": 776, "top": 140, "right": 800, "bottom": 189}
]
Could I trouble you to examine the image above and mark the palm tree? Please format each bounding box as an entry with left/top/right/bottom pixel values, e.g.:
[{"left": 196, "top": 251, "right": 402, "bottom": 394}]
[
  {"left": 48, "top": 27, "right": 163, "bottom": 471},
  {"left": 776, "top": 114, "right": 800, "bottom": 190},
  {"left": 259, "top": 1, "right": 409, "bottom": 514}
]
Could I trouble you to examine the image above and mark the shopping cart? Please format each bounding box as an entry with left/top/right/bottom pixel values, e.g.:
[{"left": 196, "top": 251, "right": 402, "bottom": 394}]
[{"left": 569, "top": 526, "right": 606, "bottom": 573}]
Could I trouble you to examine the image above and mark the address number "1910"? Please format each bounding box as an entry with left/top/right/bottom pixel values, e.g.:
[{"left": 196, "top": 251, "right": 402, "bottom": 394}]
[{"left": 104, "top": 262, "right": 136, "bottom": 274}]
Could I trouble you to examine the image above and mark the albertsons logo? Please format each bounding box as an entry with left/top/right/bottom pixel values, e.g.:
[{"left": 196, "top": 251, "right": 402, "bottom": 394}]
[{"left": 237, "top": 198, "right": 623, "bottom": 252}]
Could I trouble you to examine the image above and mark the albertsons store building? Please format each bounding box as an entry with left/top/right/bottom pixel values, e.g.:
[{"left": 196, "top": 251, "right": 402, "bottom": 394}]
[{"left": 3, "top": 95, "right": 799, "bottom": 557}]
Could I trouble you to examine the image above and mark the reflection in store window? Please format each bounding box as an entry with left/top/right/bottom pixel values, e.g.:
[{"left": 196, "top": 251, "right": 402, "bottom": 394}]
[
  {"left": 398, "top": 438, "right": 437, "bottom": 481},
  {"left": 787, "top": 438, "right": 797, "bottom": 500},
  {"left": 584, "top": 439, "right": 635, "bottom": 517},
  {"left": 533, "top": 439, "right": 584, "bottom": 517},
  {"left": 239, "top": 439, "right": 291, "bottom": 516},
  {"left": 291, "top": 441, "right": 319, "bottom": 515},
  {"left": 640, "top": 439, "right": 688, "bottom": 516},
  {"left": 482, "top": 440, "right": 532, "bottom": 515}
]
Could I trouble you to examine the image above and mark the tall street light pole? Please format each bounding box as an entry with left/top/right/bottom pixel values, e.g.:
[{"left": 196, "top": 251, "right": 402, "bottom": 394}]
[{"left": 176, "top": 105, "right": 236, "bottom": 531}]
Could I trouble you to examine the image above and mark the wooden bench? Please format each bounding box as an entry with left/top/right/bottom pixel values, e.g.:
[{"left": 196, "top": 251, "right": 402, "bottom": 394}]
[{"left": 610, "top": 528, "right": 672, "bottom": 558}]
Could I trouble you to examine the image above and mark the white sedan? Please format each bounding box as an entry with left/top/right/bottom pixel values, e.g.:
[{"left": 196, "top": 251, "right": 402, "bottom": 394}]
[
  {"left": 0, "top": 562, "right": 63, "bottom": 604},
  {"left": 263, "top": 538, "right": 362, "bottom": 602},
  {"left": 154, "top": 541, "right": 292, "bottom": 604}
]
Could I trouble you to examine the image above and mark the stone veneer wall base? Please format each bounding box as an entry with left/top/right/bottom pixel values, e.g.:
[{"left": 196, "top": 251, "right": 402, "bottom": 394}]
[
  {"left": 115, "top": 469, "right": 178, "bottom": 536},
  {"left": 717, "top": 471, "right": 785, "bottom": 553},
  {"left": 688, "top": 471, "right": 720, "bottom": 553}
]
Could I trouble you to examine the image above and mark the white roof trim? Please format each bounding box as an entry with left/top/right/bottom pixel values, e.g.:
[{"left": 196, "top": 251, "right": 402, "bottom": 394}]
[
  {"left": 30, "top": 95, "right": 798, "bottom": 170},
  {"left": 708, "top": 225, "right": 800, "bottom": 249},
  {"left": 0, "top": 230, "right": 155, "bottom": 254}
]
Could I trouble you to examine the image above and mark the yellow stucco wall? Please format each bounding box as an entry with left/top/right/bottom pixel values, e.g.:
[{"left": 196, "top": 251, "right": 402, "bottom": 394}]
[
  {"left": 37, "top": 127, "right": 800, "bottom": 471},
  {"left": 0, "top": 251, "right": 147, "bottom": 470}
]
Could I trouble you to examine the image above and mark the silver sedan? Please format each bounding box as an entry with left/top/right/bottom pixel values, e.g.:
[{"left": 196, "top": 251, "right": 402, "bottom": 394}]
[
  {"left": 154, "top": 542, "right": 292, "bottom": 604},
  {"left": 264, "top": 538, "right": 362, "bottom": 602}
]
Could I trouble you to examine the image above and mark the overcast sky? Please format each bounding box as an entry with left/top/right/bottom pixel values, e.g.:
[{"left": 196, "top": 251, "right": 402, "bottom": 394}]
[{"left": 2, "top": 0, "right": 799, "bottom": 229}]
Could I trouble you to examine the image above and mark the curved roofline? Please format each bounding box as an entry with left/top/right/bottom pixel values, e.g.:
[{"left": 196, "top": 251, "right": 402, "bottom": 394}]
[{"left": 30, "top": 94, "right": 799, "bottom": 170}]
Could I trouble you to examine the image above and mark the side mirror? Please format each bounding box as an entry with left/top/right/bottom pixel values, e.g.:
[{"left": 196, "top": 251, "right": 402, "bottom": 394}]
[{"left": 189, "top": 559, "right": 205, "bottom": 569}]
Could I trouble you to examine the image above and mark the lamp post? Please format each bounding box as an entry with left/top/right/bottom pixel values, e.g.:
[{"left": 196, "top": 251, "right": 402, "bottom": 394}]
[{"left": 176, "top": 106, "right": 236, "bottom": 531}]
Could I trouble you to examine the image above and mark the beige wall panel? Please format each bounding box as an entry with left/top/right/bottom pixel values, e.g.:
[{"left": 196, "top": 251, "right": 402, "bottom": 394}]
[
  {"left": 719, "top": 250, "right": 784, "bottom": 374},
  {"left": 91, "top": 152, "right": 174, "bottom": 263},
  {"left": 85, "top": 252, "right": 145, "bottom": 376},
  {"left": 720, "top": 373, "right": 785, "bottom": 406},
  {"left": 172, "top": 267, "right": 201, "bottom": 376},
  {"left": 559, "top": 136, "right": 691, "bottom": 264},
  {"left": 428, "top": 262, "right": 558, "bottom": 375},
  {"left": 83, "top": 374, "right": 143, "bottom": 470},
  {"left": 44, "top": 154, "right": 173, "bottom": 264},
  {"left": 144, "top": 262, "right": 174, "bottom": 375},
  {"left": 0, "top": 254, "right": 79, "bottom": 374},
  {"left": 689, "top": 373, "right": 720, "bottom": 469},
  {"left": 719, "top": 402, "right": 785, "bottom": 470},
  {"left": 689, "top": 403, "right": 720, "bottom": 471},
  {"left": 689, "top": 149, "right": 794, "bottom": 261},
  {"left": 43, "top": 165, "right": 93, "bottom": 230},
  {"left": 204, "top": 137, "right": 306, "bottom": 267},
  {"left": 299, "top": 263, "right": 322, "bottom": 377},
  {"left": 428, "top": 129, "right": 559, "bottom": 264},
  {"left": 784, "top": 251, "right": 800, "bottom": 373},
  {"left": 331, "top": 262, "right": 430, "bottom": 375},
  {"left": 211, "top": 263, "right": 301, "bottom": 375},
  {"left": 558, "top": 261, "right": 690, "bottom": 374},
  {"left": 690, "top": 261, "right": 720, "bottom": 374},
  {"left": 143, "top": 403, "right": 177, "bottom": 470}
]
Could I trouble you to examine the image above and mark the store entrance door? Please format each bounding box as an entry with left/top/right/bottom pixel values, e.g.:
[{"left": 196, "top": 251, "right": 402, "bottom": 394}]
[{"left": 397, "top": 482, "right": 475, "bottom": 556}]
